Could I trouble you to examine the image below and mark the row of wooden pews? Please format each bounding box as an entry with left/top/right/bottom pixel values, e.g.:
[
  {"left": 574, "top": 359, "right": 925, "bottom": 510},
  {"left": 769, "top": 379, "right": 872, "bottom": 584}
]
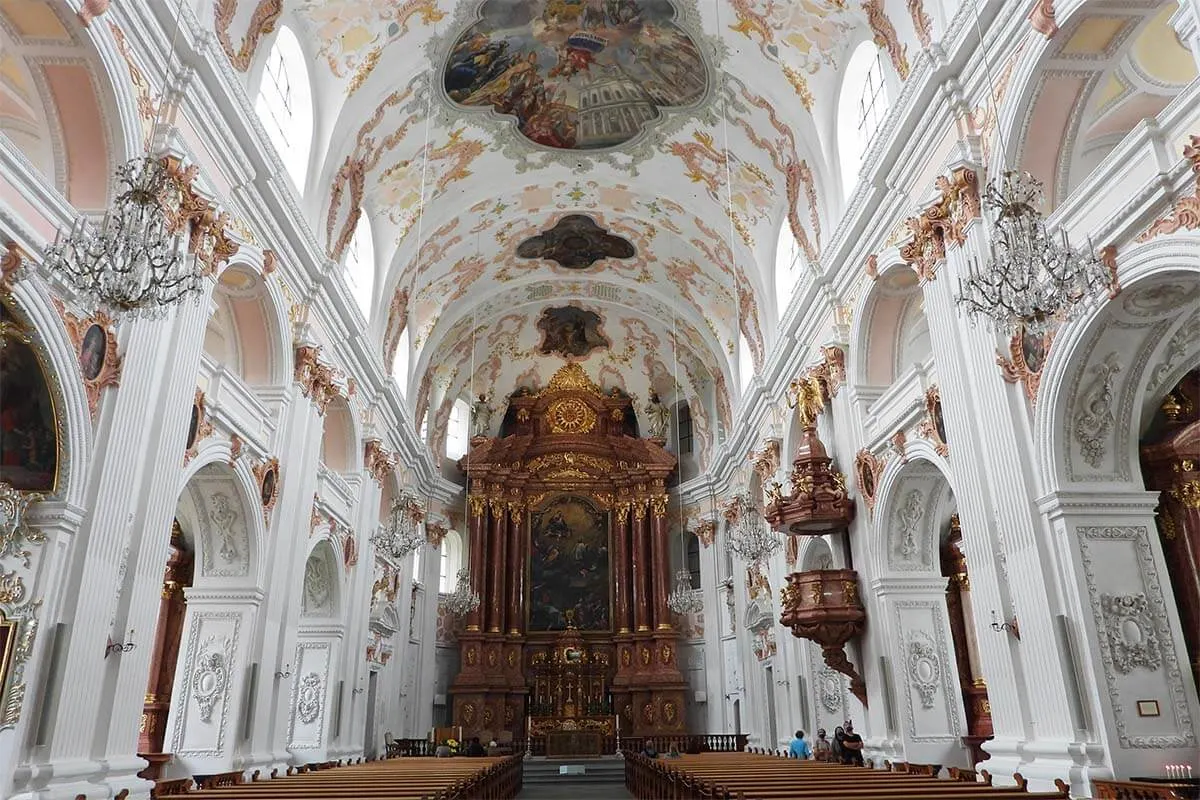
[
  {"left": 137, "top": 755, "right": 522, "bottom": 799},
  {"left": 625, "top": 752, "right": 1071, "bottom": 800}
]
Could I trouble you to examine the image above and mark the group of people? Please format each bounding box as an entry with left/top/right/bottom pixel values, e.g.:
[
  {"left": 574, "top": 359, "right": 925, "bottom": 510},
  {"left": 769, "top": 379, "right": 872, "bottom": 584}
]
[{"left": 788, "top": 721, "right": 864, "bottom": 764}]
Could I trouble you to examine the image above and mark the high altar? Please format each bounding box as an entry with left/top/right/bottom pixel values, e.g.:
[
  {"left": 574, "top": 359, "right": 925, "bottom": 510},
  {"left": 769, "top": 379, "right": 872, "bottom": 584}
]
[{"left": 449, "top": 364, "right": 688, "bottom": 744}]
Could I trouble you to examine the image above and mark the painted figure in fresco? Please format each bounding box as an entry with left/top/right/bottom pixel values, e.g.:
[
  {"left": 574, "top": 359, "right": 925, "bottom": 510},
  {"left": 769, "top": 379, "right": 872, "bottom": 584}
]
[{"left": 442, "top": 0, "right": 708, "bottom": 150}]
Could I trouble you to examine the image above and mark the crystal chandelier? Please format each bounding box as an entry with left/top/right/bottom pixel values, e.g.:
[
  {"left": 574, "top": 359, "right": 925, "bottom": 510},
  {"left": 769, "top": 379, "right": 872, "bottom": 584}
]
[
  {"left": 956, "top": 171, "right": 1110, "bottom": 335},
  {"left": 371, "top": 491, "right": 425, "bottom": 560},
  {"left": 667, "top": 566, "right": 703, "bottom": 615},
  {"left": 41, "top": 0, "right": 210, "bottom": 319},
  {"left": 724, "top": 493, "right": 782, "bottom": 564},
  {"left": 440, "top": 566, "right": 481, "bottom": 616},
  {"left": 42, "top": 156, "right": 208, "bottom": 318}
]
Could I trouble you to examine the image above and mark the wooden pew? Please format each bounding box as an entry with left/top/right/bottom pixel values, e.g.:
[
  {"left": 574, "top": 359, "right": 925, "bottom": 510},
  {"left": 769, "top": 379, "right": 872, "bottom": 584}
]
[
  {"left": 1092, "top": 778, "right": 1200, "bottom": 799},
  {"left": 157, "top": 755, "right": 522, "bottom": 799},
  {"left": 625, "top": 752, "right": 1071, "bottom": 800}
]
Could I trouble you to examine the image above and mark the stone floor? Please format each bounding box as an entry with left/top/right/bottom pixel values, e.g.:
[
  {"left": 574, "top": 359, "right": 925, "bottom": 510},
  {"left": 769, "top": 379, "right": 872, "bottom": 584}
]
[{"left": 515, "top": 783, "right": 635, "bottom": 799}]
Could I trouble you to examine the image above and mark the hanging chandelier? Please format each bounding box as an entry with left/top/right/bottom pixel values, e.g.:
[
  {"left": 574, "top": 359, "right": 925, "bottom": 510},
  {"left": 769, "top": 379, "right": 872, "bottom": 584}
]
[
  {"left": 41, "top": 0, "right": 211, "bottom": 319},
  {"left": 667, "top": 566, "right": 704, "bottom": 615},
  {"left": 724, "top": 493, "right": 782, "bottom": 564},
  {"left": 440, "top": 567, "right": 481, "bottom": 616},
  {"left": 956, "top": 170, "right": 1109, "bottom": 335},
  {"left": 42, "top": 156, "right": 210, "bottom": 318},
  {"left": 371, "top": 491, "right": 425, "bottom": 560}
]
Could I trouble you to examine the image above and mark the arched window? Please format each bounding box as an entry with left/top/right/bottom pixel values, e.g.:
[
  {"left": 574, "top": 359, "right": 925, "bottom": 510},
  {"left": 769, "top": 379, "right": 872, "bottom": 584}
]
[
  {"left": 837, "top": 41, "right": 891, "bottom": 197},
  {"left": 438, "top": 531, "right": 464, "bottom": 593},
  {"left": 738, "top": 334, "right": 755, "bottom": 395},
  {"left": 445, "top": 398, "right": 470, "bottom": 460},
  {"left": 686, "top": 534, "right": 701, "bottom": 587},
  {"left": 346, "top": 212, "right": 375, "bottom": 320},
  {"left": 676, "top": 401, "right": 693, "bottom": 455},
  {"left": 254, "top": 26, "right": 313, "bottom": 190},
  {"left": 412, "top": 545, "right": 423, "bottom": 582},
  {"left": 393, "top": 327, "right": 411, "bottom": 397},
  {"left": 774, "top": 222, "right": 803, "bottom": 310}
]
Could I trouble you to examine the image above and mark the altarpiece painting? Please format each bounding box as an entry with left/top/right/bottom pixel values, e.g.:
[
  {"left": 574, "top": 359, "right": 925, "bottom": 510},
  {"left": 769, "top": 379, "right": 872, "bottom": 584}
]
[
  {"left": 0, "top": 301, "right": 58, "bottom": 491},
  {"left": 529, "top": 495, "right": 611, "bottom": 631}
]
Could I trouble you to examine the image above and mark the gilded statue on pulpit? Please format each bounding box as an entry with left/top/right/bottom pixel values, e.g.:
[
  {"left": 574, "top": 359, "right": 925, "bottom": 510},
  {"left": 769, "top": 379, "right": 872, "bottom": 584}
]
[{"left": 529, "top": 495, "right": 611, "bottom": 631}]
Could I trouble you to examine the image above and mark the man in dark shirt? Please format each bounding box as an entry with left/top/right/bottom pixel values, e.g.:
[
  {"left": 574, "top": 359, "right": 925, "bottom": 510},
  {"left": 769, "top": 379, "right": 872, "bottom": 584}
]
[
  {"left": 836, "top": 721, "right": 864, "bottom": 766},
  {"left": 464, "top": 736, "right": 486, "bottom": 757}
]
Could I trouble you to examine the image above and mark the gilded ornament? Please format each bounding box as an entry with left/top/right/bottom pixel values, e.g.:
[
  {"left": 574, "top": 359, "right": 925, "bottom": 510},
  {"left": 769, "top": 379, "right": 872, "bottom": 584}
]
[
  {"left": 1170, "top": 480, "right": 1200, "bottom": 510},
  {"left": 547, "top": 398, "right": 597, "bottom": 434},
  {"left": 538, "top": 362, "right": 603, "bottom": 398},
  {"left": 0, "top": 569, "right": 26, "bottom": 605}
]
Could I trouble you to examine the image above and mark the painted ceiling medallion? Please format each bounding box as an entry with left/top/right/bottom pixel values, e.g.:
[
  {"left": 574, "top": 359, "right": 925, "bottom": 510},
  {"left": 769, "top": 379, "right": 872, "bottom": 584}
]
[
  {"left": 537, "top": 305, "right": 610, "bottom": 359},
  {"left": 442, "top": 0, "right": 710, "bottom": 150},
  {"left": 517, "top": 214, "right": 635, "bottom": 269}
]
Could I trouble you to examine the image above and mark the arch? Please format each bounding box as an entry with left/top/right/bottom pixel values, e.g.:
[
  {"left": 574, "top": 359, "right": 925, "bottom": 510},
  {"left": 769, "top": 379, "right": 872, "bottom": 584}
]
[
  {"left": 346, "top": 210, "right": 376, "bottom": 321},
  {"left": 0, "top": 1, "right": 134, "bottom": 212},
  {"left": 851, "top": 263, "right": 926, "bottom": 387},
  {"left": 869, "top": 449, "right": 956, "bottom": 579},
  {"left": 321, "top": 395, "right": 358, "bottom": 475},
  {"left": 174, "top": 457, "right": 266, "bottom": 586},
  {"left": 301, "top": 539, "right": 342, "bottom": 618},
  {"left": 253, "top": 24, "right": 313, "bottom": 191},
  {"left": 1010, "top": 3, "right": 1196, "bottom": 210},
  {"left": 1034, "top": 237, "right": 1200, "bottom": 495},
  {"left": 798, "top": 537, "right": 835, "bottom": 572},
  {"left": 836, "top": 39, "right": 893, "bottom": 198},
  {"left": 204, "top": 262, "right": 291, "bottom": 387}
]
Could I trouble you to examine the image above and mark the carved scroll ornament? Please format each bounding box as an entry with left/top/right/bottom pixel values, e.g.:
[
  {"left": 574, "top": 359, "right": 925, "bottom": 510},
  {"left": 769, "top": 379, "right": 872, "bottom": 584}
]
[
  {"left": 997, "top": 325, "right": 1056, "bottom": 406},
  {"left": 899, "top": 168, "right": 981, "bottom": 281},
  {"left": 54, "top": 301, "right": 122, "bottom": 419},
  {"left": 1138, "top": 136, "right": 1200, "bottom": 243},
  {"left": 184, "top": 388, "right": 216, "bottom": 464}
]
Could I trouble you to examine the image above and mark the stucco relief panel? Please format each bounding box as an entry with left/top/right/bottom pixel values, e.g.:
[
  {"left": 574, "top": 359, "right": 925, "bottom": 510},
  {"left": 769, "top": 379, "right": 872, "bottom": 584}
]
[
  {"left": 892, "top": 601, "right": 961, "bottom": 742},
  {"left": 1077, "top": 526, "right": 1195, "bottom": 749},
  {"left": 190, "top": 484, "right": 250, "bottom": 578},
  {"left": 170, "top": 611, "right": 242, "bottom": 757},
  {"left": 289, "top": 640, "right": 332, "bottom": 750}
]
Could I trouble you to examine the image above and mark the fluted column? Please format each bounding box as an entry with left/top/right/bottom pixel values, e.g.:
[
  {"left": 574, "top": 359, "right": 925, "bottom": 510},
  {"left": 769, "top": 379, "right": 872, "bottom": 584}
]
[
  {"left": 466, "top": 494, "right": 487, "bottom": 632},
  {"left": 651, "top": 495, "right": 672, "bottom": 630},
  {"left": 613, "top": 503, "right": 632, "bottom": 633},
  {"left": 487, "top": 499, "right": 506, "bottom": 633},
  {"left": 506, "top": 501, "right": 523, "bottom": 635}
]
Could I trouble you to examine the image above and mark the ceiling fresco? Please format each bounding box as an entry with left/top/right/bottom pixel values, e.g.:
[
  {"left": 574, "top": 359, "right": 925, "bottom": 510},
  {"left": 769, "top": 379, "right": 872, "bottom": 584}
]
[
  {"left": 443, "top": 0, "right": 710, "bottom": 150},
  {"left": 250, "top": 0, "right": 927, "bottom": 460},
  {"left": 536, "top": 305, "right": 610, "bottom": 358},
  {"left": 516, "top": 213, "right": 636, "bottom": 268}
]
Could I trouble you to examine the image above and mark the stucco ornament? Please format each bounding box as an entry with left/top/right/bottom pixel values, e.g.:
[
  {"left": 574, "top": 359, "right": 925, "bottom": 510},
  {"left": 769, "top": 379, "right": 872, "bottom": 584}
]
[
  {"left": 1099, "top": 593, "right": 1161, "bottom": 674},
  {"left": 192, "top": 651, "right": 229, "bottom": 723},
  {"left": 208, "top": 492, "right": 240, "bottom": 563},
  {"left": 895, "top": 489, "right": 924, "bottom": 563},
  {"left": 1074, "top": 352, "right": 1120, "bottom": 468},
  {"left": 297, "top": 672, "right": 323, "bottom": 724},
  {"left": 303, "top": 555, "right": 333, "bottom": 615},
  {"left": 907, "top": 631, "right": 941, "bottom": 709},
  {"left": 819, "top": 666, "right": 842, "bottom": 713},
  {"left": 0, "top": 483, "right": 45, "bottom": 566}
]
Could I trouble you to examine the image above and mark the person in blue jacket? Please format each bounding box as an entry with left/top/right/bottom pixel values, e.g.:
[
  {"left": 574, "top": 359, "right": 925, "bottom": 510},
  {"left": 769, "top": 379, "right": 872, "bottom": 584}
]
[{"left": 789, "top": 730, "right": 813, "bottom": 759}]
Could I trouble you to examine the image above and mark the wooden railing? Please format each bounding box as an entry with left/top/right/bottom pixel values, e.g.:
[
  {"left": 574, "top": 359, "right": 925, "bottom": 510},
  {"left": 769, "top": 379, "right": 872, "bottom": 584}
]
[{"left": 388, "top": 732, "right": 749, "bottom": 757}]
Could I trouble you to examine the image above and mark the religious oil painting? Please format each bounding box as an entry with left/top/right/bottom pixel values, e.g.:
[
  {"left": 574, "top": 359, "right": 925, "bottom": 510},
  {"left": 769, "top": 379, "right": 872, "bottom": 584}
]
[
  {"left": 537, "top": 305, "right": 610, "bottom": 359},
  {"left": 0, "top": 302, "right": 58, "bottom": 492},
  {"left": 80, "top": 323, "right": 106, "bottom": 381},
  {"left": 443, "top": 0, "right": 709, "bottom": 150},
  {"left": 529, "top": 495, "right": 611, "bottom": 631},
  {"left": 516, "top": 214, "right": 636, "bottom": 269}
]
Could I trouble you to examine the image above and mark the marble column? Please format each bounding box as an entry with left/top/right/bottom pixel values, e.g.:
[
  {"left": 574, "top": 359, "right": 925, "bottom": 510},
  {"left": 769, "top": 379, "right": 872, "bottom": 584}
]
[
  {"left": 632, "top": 500, "right": 652, "bottom": 632},
  {"left": 506, "top": 503, "right": 523, "bottom": 636},
  {"left": 651, "top": 496, "right": 672, "bottom": 631},
  {"left": 487, "top": 499, "right": 506, "bottom": 633},
  {"left": 613, "top": 504, "right": 632, "bottom": 634},
  {"left": 466, "top": 495, "right": 487, "bottom": 633}
]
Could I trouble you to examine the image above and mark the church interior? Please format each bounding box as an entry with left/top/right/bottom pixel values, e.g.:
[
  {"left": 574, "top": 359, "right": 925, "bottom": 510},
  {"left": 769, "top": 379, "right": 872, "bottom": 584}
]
[{"left": 0, "top": 0, "right": 1197, "bottom": 798}]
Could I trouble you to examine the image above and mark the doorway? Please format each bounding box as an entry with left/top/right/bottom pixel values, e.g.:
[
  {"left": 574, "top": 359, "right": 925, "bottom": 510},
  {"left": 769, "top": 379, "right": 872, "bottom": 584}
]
[{"left": 364, "top": 671, "right": 379, "bottom": 759}]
